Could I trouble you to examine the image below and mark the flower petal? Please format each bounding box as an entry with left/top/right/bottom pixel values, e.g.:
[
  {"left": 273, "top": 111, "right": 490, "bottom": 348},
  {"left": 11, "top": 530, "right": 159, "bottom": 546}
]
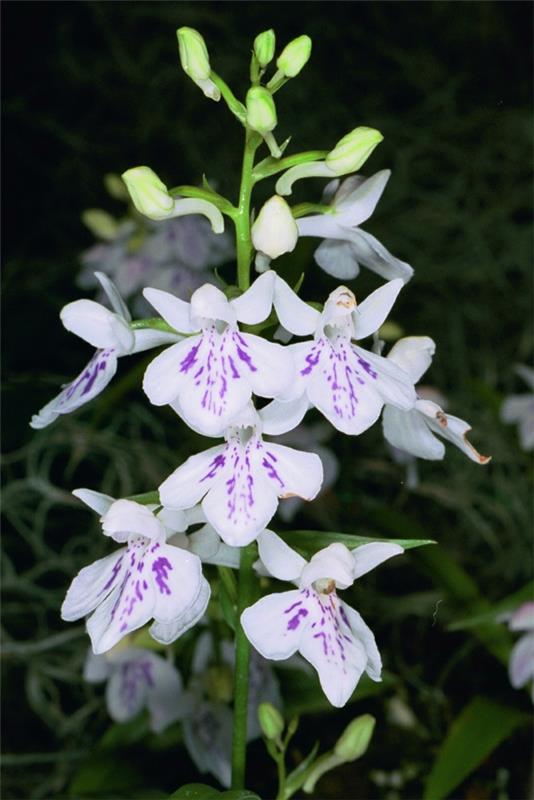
[
  {"left": 72, "top": 488, "right": 115, "bottom": 516},
  {"left": 418, "top": 401, "right": 491, "bottom": 464},
  {"left": 241, "top": 589, "right": 310, "bottom": 660},
  {"left": 145, "top": 653, "right": 184, "bottom": 732},
  {"left": 106, "top": 654, "right": 151, "bottom": 722},
  {"left": 102, "top": 499, "right": 166, "bottom": 544},
  {"left": 501, "top": 395, "right": 533, "bottom": 425},
  {"left": 150, "top": 575, "right": 211, "bottom": 644},
  {"left": 351, "top": 542, "right": 404, "bottom": 579},
  {"left": 83, "top": 649, "right": 111, "bottom": 683},
  {"left": 61, "top": 299, "right": 134, "bottom": 352},
  {"left": 237, "top": 333, "right": 295, "bottom": 399},
  {"left": 131, "top": 328, "right": 183, "bottom": 353},
  {"left": 143, "top": 334, "right": 203, "bottom": 406},
  {"left": 230, "top": 270, "right": 276, "bottom": 324},
  {"left": 343, "top": 228, "right": 414, "bottom": 284},
  {"left": 296, "top": 212, "right": 347, "bottom": 240},
  {"left": 340, "top": 601, "right": 382, "bottom": 681},
  {"left": 159, "top": 445, "right": 227, "bottom": 509},
  {"left": 30, "top": 349, "right": 119, "bottom": 429},
  {"left": 273, "top": 276, "right": 320, "bottom": 336},
  {"left": 190, "top": 284, "right": 236, "bottom": 327},
  {"left": 314, "top": 239, "right": 361, "bottom": 280},
  {"left": 509, "top": 633, "right": 534, "bottom": 689},
  {"left": 257, "top": 529, "right": 306, "bottom": 582},
  {"left": 387, "top": 336, "right": 436, "bottom": 383},
  {"left": 334, "top": 170, "right": 391, "bottom": 224},
  {"left": 260, "top": 395, "right": 311, "bottom": 435},
  {"left": 61, "top": 549, "right": 127, "bottom": 622},
  {"left": 352, "top": 346, "right": 416, "bottom": 410},
  {"left": 143, "top": 287, "right": 196, "bottom": 333},
  {"left": 352, "top": 279, "right": 403, "bottom": 340},
  {"left": 95, "top": 271, "right": 131, "bottom": 321},
  {"left": 509, "top": 602, "right": 534, "bottom": 632},
  {"left": 382, "top": 405, "right": 445, "bottom": 460},
  {"left": 301, "top": 544, "right": 355, "bottom": 590},
  {"left": 188, "top": 525, "right": 241, "bottom": 569},
  {"left": 183, "top": 701, "right": 233, "bottom": 788},
  {"left": 261, "top": 442, "right": 324, "bottom": 501},
  {"left": 148, "top": 543, "right": 204, "bottom": 623}
]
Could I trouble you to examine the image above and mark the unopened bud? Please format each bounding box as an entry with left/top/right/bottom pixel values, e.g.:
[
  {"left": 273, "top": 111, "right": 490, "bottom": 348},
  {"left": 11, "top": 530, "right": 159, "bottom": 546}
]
[
  {"left": 258, "top": 702, "right": 284, "bottom": 741},
  {"left": 121, "top": 166, "right": 174, "bottom": 220},
  {"left": 334, "top": 714, "right": 375, "bottom": 762},
  {"left": 176, "top": 27, "right": 220, "bottom": 101},
  {"left": 276, "top": 35, "right": 312, "bottom": 78},
  {"left": 246, "top": 87, "right": 277, "bottom": 134},
  {"left": 325, "top": 126, "right": 383, "bottom": 176},
  {"left": 254, "top": 29, "right": 276, "bottom": 68},
  {"left": 251, "top": 195, "right": 298, "bottom": 259},
  {"left": 104, "top": 173, "right": 129, "bottom": 201},
  {"left": 81, "top": 209, "right": 119, "bottom": 241}
]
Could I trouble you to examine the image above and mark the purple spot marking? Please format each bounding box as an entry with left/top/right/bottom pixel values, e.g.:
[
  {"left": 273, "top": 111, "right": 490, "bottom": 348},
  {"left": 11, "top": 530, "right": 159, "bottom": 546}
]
[
  {"left": 357, "top": 355, "right": 378, "bottom": 379},
  {"left": 152, "top": 556, "right": 173, "bottom": 595},
  {"left": 313, "top": 631, "right": 328, "bottom": 655},
  {"left": 200, "top": 453, "right": 226, "bottom": 482},
  {"left": 284, "top": 600, "right": 302, "bottom": 614},
  {"left": 287, "top": 608, "right": 308, "bottom": 630},
  {"left": 99, "top": 556, "right": 123, "bottom": 595},
  {"left": 180, "top": 341, "right": 201, "bottom": 374},
  {"left": 301, "top": 345, "right": 322, "bottom": 376},
  {"left": 236, "top": 345, "right": 257, "bottom": 373}
]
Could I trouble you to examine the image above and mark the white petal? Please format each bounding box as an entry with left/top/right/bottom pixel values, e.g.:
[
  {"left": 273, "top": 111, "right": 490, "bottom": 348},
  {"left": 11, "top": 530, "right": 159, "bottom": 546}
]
[
  {"left": 516, "top": 365, "right": 534, "bottom": 390},
  {"left": 145, "top": 653, "right": 184, "bottom": 732},
  {"left": 418, "top": 401, "right": 491, "bottom": 464},
  {"left": 230, "top": 270, "right": 276, "bottom": 324},
  {"left": 352, "top": 346, "right": 416, "bottom": 410},
  {"left": 300, "top": 544, "right": 355, "bottom": 590},
  {"left": 352, "top": 279, "right": 403, "bottom": 340},
  {"left": 275, "top": 341, "right": 318, "bottom": 403},
  {"left": 343, "top": 228, "right": 414, "bottom": 284},
  {"left": 159, "top": 445, "right": 227, "bottom": 509},
  {"left": 142, "top": 335, "right": 202, "bottom": 406},
  {"left": 334, "top": 169, "right": 391, "bottom": 225},
  {"left": 509, "top": 633, "right": 534, "bottom": 688},
  {"left": 61, "top": 300, "right": 134, "bottom": 352},
  {"left": 131, "top": 328, "right": 182, "bottom": 354},
  {"left": 202, "top": 460, "right": 278, "bottom": 546},
  {"left": 260, "top": 395, "right": 311, "bottom": 435},
  {"left": 273, "top": 276, "right": 320, "bottom": 336},
  {"left": 149, "top": 543, "right": 204, "bottom": 624},
  {"left": 188, "top": 525, "right": 241, "bottom": 568},
  {"left": 241, "top": 589, "right": 310, "bottom": 660},
  {"left": 72, "top": 488, "right": 115, "bottom": 516},
  {"left": 150, "top": 575, "right": 210, "bottom": 644},
  {"left": 257, "top": 530, "right": 306, "bottom": 582},
  {"left": 296, "top": 213, "right": 347, "bottom": 240},
  {"left": 83, "top": 648, "right": 111, "bottom": 683},
  {"left": 102, "top": 499, "right": 166, "bottom": 544},
  {"left": 157, "top": 507, "right": 189, "bottom": 535},
  {"left": 106, "top": 654, "right": 151, "bottom": 722},
  {"left": 95, "top": 271, "right": 131, "bottom": 321},
  {"left": 341, "top": 601, "right": 382, "bottom": 681},
  {"left": 237, "top": 333, "right": 295, "bottom": 398},
  {"left": 387, "top": 336, "right": 436, "bottom": 382},
  {"left": 30, "top": 349, "right": 119, "bottom": 429},
  {"left": 314, "top": 239, "right": 361, "bottom": 280},
  {"left": 261, "top": 442, "right": 324, "bottom": 501},
  {"left": 61, "top": 549, "right": 127, "bottom": 621},
  {"left": 142, "top": 287, "right": 196, "bottom": 333},
  {"left": 351, "top": 542, "right": 404, "bottom": 579},
  {"left": 501, "top": 395, "right": 533, "bottom": 424},
  {"left": 509, "top": 602, "right": 534, "bottom": 632},
  {"left": 298, "top": 592, "right": 369, "bottom": 707},
  {"left": 190, "top": 284, "right": 236, "bottom": 327},
  {"left": 383, "top": 405, "right": 445, "bottom": 460}
]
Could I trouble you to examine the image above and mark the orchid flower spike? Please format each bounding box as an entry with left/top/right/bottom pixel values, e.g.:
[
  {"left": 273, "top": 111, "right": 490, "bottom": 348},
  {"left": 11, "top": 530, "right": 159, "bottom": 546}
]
[
  {"left": 61, "top": 496, "right": 211, "bottom": 653},
  {"left": 122, "top": 166, "right": 224, "bottom": 232},
  {"left": 501, "top": 365, "right": 534, "bottom": 451},
  {"left": 383, "top": 337, "right": 490, "bottom": 464},
  {"left": 275, "top": 127, "right": 383, "bottom": 196},
  {"left": 297, "top": 171, "right": 414, "bottom": 283},
  {"left": 84, "top": 645, "right": 185, "bottom": 732},
  {"left": 30, "top": 272, "right": 180, "bottom": 430},
  {"left": 158, "top": 405, "right": 324, "bottom": 547},
  {"left": 262, "top": 277, "right": 416, "bottom": 436},
  {"left": 142, "top": 271, "right": 295, "bottom": 436},
  {"left": 242, "top": 531, "right": 404, "bottom": 707}
]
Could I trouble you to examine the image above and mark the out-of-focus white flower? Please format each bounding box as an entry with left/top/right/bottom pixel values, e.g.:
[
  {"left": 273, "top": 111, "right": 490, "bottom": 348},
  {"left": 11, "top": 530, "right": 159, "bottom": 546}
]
[
  {"left": 84, "top": 645, "right": 184, "bottom": 732},
  {"left": 506, "top": 602, "right": 534, "bottom": 701},
  {"left": 296, "top": 171, "right": 413, "bottom": 282},
  {"left": 242, "top": 531, "right": 404, "bottom": 707},
  {"left": 501, "top": 365, "right": 534, "bottom": 451},
  {"left": 30, "top": 273, "right": 180, "bottom": 429}
]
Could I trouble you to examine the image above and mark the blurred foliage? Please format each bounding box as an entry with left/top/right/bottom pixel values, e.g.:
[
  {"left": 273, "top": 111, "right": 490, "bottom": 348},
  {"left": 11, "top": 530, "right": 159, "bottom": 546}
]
[{"left": 2, "top": 2, "right": 532, "bottom": 799}]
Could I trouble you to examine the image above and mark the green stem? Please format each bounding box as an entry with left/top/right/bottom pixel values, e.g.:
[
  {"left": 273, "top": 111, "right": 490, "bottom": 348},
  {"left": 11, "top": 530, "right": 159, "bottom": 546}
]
[
  {"left": 230, "top": 542, "right": 257, "bottom": 790},
  {"left": 210, "top": 71, "right": 247, "bottom": 124},
  {"left": 275, "top": 754, "right": 287, "bottom": 800},
  {"left": 235, "top": 131, "right": 261, "bottom": 291}
]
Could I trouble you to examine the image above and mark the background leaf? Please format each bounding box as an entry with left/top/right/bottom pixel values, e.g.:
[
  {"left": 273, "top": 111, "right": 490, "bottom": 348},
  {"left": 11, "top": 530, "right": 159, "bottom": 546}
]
[{"left": 279, "top": 529, "right": 435, "bottom": 558}]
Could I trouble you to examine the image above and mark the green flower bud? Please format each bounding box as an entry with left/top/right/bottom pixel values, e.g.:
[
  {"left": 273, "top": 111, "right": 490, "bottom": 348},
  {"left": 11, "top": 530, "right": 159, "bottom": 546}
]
[
  {"left": 276, "top": 35, "right": 312, "bottom": 78},
  {"left": 121, "top": 166, "right": 174, "bottom": 220},
  {"left": 176, "top": 27, "right": 220, "bottom": 101},
  {"left": 81, "top": 209, "right": 119, "bottom": 241},
  {"left": 325, "top": 126, "right": 383, "bottom": 175},
  {"left": 258, "top": 702, "right": 284, "bottom": 741},
  {"left": 254, "top": 29, "right": 276, "bottom": 68},
  {"left": 104, "top": 173, "right": 129, "bottom": 201},
  {"left": 334, "top": 714, "right": 375, "bottom": 762},
  {"left": 246, "top": 87, "right": 277, "bottom": 134}
]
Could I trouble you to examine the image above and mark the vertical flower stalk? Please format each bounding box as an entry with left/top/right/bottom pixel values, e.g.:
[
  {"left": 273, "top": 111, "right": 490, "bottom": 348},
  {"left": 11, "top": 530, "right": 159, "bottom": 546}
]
[{"left": 235, "top": 131, "right": 261, "bottom": 291}]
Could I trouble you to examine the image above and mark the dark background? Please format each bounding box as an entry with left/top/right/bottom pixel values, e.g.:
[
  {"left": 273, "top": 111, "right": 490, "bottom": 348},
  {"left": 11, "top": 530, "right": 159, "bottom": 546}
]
[{"left": 2, "top": 2, "right": 533, "bottom": 799}]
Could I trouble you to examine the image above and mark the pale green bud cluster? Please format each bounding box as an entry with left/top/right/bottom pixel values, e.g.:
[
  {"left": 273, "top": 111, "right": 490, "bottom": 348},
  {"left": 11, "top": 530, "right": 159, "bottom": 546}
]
[
  {"left": 246, "top": 87, "right": 277, "bottom": 134},
  {"left": 254, "top": 29, "right": 276, "bottom": 68},
  {"left": 276, "top": 34, "right": 312, "bottom": 78},
  {"left": 326, "top": 126, "right": 384, "bottom": 175},
  {"left": 258, "top": 702, "right": 284, "bottom": 741},
  {"left": 176, "top": 27, "right": 220, "bottom": 101}
]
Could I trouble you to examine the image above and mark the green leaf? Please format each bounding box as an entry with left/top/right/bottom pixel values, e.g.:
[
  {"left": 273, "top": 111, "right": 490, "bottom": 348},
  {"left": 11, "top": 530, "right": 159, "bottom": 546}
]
[
  {"left": 169, "top": 784, "right": 220, "bottom": 799},
  {"left": 218, "top": 578, "right": 238, "bottom": 631},
  {"left": 69, "top": 752, "right": 144, "bottom": 796},
  {"left": 424, "top": 696, "right": 529, "bottom": 800},
  {"left": 284, "top": 741, "right": 320, "bottom": 798},
  {"left": 278, "top": 529, "right": 434, "bottom": 558},
  {"left": 220, "top": 792, "right": 261, "bottom": 800},
  {"left": 448, "top": 580, "right": 534, "bottom": 631}
]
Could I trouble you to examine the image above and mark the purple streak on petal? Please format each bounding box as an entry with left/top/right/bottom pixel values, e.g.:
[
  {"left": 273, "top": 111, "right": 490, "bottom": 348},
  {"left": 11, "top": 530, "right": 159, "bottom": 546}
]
[
  {"left": 152, "top": 556, "right": 173, "bottom": 595},
  {"left": 313, "top": 631, "right": 328, "bottom": 655},
  {"left": 180, "top": 340, "right": 202, "bottom": 374},
  {"left": 287, "top": 607, "right": 308, "bottom": 630},
  {"left": 99, "top": 555, "right": 123, "bottom": 595},
  {"left": 284, "top": 600, "right": 303, "bottom": 614},
  {"left": 301, "top": 344, "right": 322, "bottom": 376},
  {"left": 200, "top": 453, "right": 226, "bottom": 482}
]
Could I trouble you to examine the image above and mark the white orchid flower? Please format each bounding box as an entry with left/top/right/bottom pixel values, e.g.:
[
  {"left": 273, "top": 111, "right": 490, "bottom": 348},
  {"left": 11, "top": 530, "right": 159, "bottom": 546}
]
[
  {"left": 84, "top": 645, "right": 184, "bottom": 732},
  {"left": 61, "top": 497, "right": 211, "bottom": 654},
  {"left": 30, "top": 272, "right": 180, "bottom": 430},
  {"left": 142, "top": 271, "right": 295, "bottom": 436},
  {"left": 383, "top": 337, "right": 490, "bottom": 464},
  {"left": 507, "top": 602, "right": 534, "bottom": 700},
  {"left": 263, "top": 277, "right": 416, "bottom": 436},
  {"left": 501, "top": 365, "right": 534, "bottom": 451},
  {"left": 241, "top": 531, "right": 404, "bottom": 707},
  {"left": 159, "top": 405, "right": 324, "bottom": 547},
  {"left": 296, "top": 171, "right": 413, "bottom": 283}
]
